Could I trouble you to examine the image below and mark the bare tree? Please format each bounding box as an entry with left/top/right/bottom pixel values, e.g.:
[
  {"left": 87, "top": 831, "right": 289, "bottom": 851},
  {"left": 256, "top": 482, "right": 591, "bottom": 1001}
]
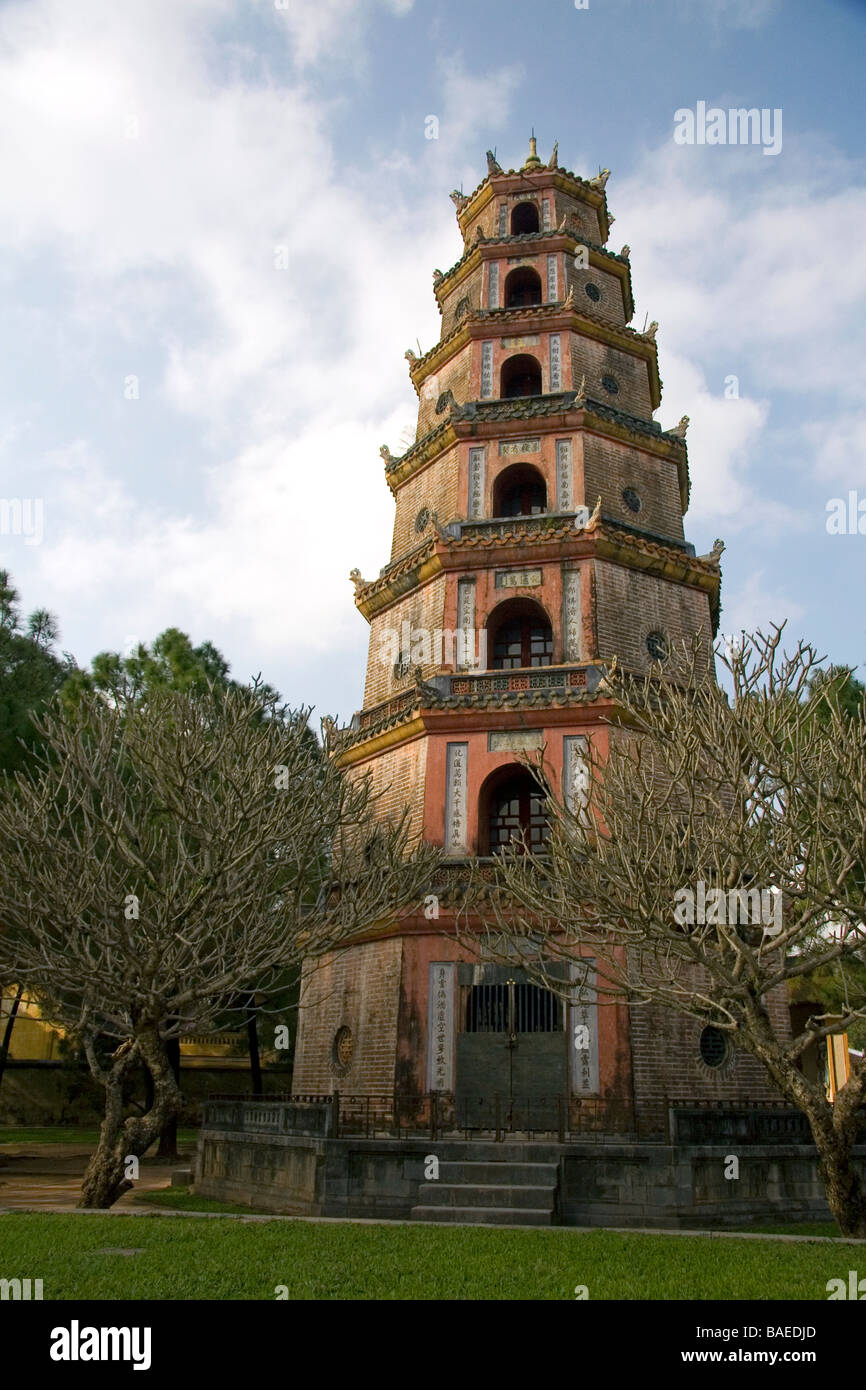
[
  {"left": 0, "top": 683, "right": 437, "bottom": 1208},
  {"left": 471, "top": 628, "right": 866, "bottom": 1236}
]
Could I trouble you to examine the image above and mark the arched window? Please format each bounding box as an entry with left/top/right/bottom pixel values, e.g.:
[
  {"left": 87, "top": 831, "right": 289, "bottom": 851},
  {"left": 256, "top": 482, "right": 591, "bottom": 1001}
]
[
  {"left": 488, "top": 598, "right": 553, "bottom": 669},
  {"left": 511, "top": 202, "right": 540, "bottom": 235},
  {"left": 500, "top": 353, "right": 542, "bottom": 399},
  {"left": 493, "top": 463, "right": 547, "bottom": 517},
  {"left": 480, "top": 766, "right": 551, "bottom": 855},
  {"left": 504, "top": 267, "right": 542, "bottom": 309}
]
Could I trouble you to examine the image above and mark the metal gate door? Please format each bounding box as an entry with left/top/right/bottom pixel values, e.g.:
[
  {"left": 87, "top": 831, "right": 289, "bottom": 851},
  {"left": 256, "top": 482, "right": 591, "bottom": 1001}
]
[{"left": 455, "top": 971, "right": 567, "bottom": 1130}]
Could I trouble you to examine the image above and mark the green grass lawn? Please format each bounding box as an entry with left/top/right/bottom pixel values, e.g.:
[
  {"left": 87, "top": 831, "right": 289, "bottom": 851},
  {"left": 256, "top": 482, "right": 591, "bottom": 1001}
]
[
  {"left": 134, "top": 1188, "right": 252, "bottom": 1215},
  {"left": 0, "top": 1126, "right": 199, "bottom": 1148},
  {"left": 0, "top": 1212, "right": 858, "bottom": 1300}
]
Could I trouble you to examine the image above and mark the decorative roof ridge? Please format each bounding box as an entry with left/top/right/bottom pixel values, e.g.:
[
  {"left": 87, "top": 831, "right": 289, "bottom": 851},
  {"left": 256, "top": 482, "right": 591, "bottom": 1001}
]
[
  {"left": 334, "top": 681, "right": 602, "bottom": 752},
  {"left": 474, "top": 302, "right": 652, "bottom": 345},
  {"left": 595, "top": 519, "right": 722, "bottom": 574},
  {"left": 456, "top": 165, "right": 606, "bottom": 221},
  {"left": 385, "top": 419, "right": 450, "bottom": 473},
  {"left": 437, "top": 228, "right": 627, "bottom": 291},
  {"left": 353, "top": 535, "right": 436, "bottom": 600}
]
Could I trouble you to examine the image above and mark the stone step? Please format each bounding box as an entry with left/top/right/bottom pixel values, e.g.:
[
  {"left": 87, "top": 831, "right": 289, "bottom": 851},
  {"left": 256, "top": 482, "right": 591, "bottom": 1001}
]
[
  {"left": 411, "top": 1205, "right": 554, "bottom": 1226},
  {"left": 420, "top": 1183, "right": 555, "bottom": 1210},
  {"left": 435, "top": 1161, "right": 559, "bottom": 1186}
]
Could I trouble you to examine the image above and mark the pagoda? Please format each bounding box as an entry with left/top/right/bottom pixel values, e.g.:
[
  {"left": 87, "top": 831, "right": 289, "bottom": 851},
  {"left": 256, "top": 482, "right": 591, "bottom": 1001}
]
[{"left": 292, "top": 140, "right": 780, "bottom": 1131}]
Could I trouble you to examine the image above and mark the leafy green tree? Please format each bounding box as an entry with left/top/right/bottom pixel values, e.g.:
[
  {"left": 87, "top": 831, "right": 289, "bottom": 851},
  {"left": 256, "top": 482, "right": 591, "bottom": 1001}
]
[
  {"left": 0, "top": 570, "right": 70, "bottom": 776},
  {"left": 0, "top": 572, "right": 70, "bottom": 1091}
]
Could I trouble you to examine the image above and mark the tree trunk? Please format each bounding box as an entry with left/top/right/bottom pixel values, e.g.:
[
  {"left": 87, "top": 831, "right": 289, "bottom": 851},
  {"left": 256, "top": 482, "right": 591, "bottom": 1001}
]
[
  {"left": 247, "top": 997, "right": 262, "bottom": 1096},
  {"left": 802, "top": 1098, "right": 866, "bottom": 1238},
  {"left": 156, "top": 1036, "right": 181, "bottom": 1159},
  {"left": 0, "top": 984, "right": 24, "bottom": 1093},
  {"left": 79, "top": 1030, "right": 182, "bottom": 1209}
]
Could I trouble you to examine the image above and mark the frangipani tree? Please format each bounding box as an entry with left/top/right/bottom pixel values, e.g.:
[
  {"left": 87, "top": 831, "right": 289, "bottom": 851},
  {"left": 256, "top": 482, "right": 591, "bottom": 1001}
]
[
  {"left": 0, "top": 682, "right": 437, "bottom": 1207},
  {"left": 471, "top": 629, "right": 866, "bottom": 1235}
]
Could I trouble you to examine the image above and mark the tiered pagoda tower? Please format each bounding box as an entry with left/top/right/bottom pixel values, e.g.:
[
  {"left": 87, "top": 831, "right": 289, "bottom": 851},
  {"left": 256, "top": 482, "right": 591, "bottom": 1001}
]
[{"left": 293, "top": 140, "right": 783, "bottom": 1129}]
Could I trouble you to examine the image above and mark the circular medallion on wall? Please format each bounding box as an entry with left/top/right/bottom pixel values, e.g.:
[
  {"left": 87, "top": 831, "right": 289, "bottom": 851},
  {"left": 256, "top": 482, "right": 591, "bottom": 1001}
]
[
  {"left": 332, "top": 1026, "right": 355, "bottom": 1073},
  {"left": 622, "top": 487, "right": 642, "bottom": 514},
  {"left": 415, "top": 506, "right": 431, "bottom": 533},
  {"left": 699, "top": 1025, "right": 731, "bottom": 1070},
  {"left": 601, "top": 374, "right": 619, "bottom": 395},
  {"left": 584, "top": 282, "right": 601, "bottom": 303},
  {"left": 455, "top": 296, "right": 470, "bottom": 320},
  {"left": 646, "top": 631, "right": 668, "bottom": 662}
]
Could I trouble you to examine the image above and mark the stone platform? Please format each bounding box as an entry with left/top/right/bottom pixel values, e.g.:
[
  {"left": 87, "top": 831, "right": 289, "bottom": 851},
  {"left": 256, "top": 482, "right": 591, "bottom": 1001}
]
[{"left": 194, "top": 1127, "right": 861, "bottom": 1228}]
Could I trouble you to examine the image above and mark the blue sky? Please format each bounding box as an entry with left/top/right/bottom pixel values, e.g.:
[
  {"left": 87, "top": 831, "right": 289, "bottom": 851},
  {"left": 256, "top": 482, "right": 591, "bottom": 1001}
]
[{"left": 1, "top": 0, "right": 864, "bottom": 721}]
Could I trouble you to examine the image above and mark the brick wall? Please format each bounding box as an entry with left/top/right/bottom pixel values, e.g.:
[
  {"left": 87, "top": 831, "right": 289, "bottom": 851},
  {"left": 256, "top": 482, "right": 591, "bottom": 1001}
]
[
  {"left": 594, "top": 560, "right": 714, "bottom": 672},
  {"left": 570, "top": 333, "right": 652, "bottom": 418},
  {"left": 391, "top": 445, "right": 461, "bottom": 561},
  {"left": 564, "top": 259, "right": 627, "bottom": 327},
  {"left": 363, "top": 573, "right": 449, "bottom": 706},
  {"left": 351, "top": 736, "right": 428, "bottom": 841},
  {"left": 415, "top": 343, "right": 473, "bottom": 437},
  {"left": 583, "top": 433, "right": 684, "bottom": 543},
  {"left": 629, "top": 969, "right": 793, "bottom": 1131},
  {"left": 292, "top": 937, "right": 404, "bottom": 1094},
  {"left": 440, "top": 266, "right": 482, "bottom": 339}
]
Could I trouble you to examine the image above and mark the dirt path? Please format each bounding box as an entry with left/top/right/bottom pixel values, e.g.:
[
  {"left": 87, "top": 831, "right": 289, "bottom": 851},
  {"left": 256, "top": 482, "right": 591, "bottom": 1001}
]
[{"left": 0, "top": 1143, "right": 194, "bottom": 1210}]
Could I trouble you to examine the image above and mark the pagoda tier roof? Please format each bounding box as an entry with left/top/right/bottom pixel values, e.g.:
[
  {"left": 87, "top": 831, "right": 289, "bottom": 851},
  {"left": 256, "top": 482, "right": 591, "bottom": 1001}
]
[
  {"left": 385, "top": 391, "right": 689, "bottom": 510},
  {"left": 333, "top": 664, "right": 612, "bottom": 763},
  {"left": 352, "top": 513, "right": 721, "bottom": 631},
  {"left": 432, "top": 229, "right": 633, "bottom": 318},
  {"left": 408, "top": 301, "right": 655, "bottom": 396},
  {"left": 454, "top": 162, "right": 612, "bottom": 244}
]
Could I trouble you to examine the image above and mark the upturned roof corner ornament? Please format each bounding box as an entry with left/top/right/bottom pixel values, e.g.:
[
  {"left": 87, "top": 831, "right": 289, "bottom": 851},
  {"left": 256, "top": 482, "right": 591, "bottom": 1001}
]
[
  {"left": 607, "top": 214, "right": 616, "bottom": 226},
  {"left": 379, "top": 443, "right": 394, "bottom": 463},
  {"left": 556, "top": 213, "right": 568, "bottom": 233},
  {"left": 547, "top": 140, "right": 559, "bottom": 169},
  {"left": 486, "top": 150, "right": 503, "bottom": 176},
  {"left": 349, "top": 568, "right": 368, "bottom": 594},
  {"left": 449, "top": 189, "right": 468, "bottom": 209},
  {"left": 404, "top": 348, "right": 417, "bottom": 363},
  {"left": 670, "top": 415, "right": 690, "bottom": 438},
  {"left": 574, "top": 373, "right": 587, "bottom": 402},
  {"left": 589, "top": 167, "right": 611, "bottom": 190},
  {"left": 563, "top": 284, "right": 575, "bottom": 307},
  {"left": 643, "top": 320, "right": 659, "bottom": 340},
  {"left": 432, "top": 268, "right": 443, "bottom": 284},
  {"left": 620, "top": 244, "right": 630, "bottom": 258},
  {"left": 699, "top": 538, "right": 725, "bottom": 565}
]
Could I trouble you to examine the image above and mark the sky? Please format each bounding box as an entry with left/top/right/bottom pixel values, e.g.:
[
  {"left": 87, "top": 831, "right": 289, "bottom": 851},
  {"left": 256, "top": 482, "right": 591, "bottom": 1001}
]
[{"left": 1, "top": 0, "right": 864, "bottom": 722}]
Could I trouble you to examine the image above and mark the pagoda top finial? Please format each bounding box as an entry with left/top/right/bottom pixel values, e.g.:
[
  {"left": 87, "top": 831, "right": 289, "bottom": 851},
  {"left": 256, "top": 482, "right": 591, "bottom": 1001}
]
[{"left": 522, "top": 131, "right": 542, "bottom": 170}]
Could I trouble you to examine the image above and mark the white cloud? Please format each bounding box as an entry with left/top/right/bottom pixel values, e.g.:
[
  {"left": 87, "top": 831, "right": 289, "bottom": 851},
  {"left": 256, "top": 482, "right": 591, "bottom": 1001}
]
[{"left": 718, "top": 570, "right": 805, "bottom": 641}]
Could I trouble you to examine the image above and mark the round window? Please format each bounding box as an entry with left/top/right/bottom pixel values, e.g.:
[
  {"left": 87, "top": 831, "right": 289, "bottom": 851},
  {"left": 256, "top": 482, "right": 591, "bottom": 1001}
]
[
  {"left": 584, "top": 282, "right": 601, "bottom": 303},
  {"left": 622, "top": 488, "right": 641, "bottom": 514},
  {"left": 699, "top": 1026, "right": 730, "bottom": 1069},
  {"left": 601, "top": 374, "right": 619, "bottom": 395},
  {"left": 455, "top": 296, "right": 470, "bottom": 320},
  {"left": 415, "top": 507, "right": 430, "bottom": 533},
  {"left": 333, "top": 1026, "right": 355, "bottom": 1069},
  {"left": 646, "top": 631, "right": 668, "bottom": 662}
]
